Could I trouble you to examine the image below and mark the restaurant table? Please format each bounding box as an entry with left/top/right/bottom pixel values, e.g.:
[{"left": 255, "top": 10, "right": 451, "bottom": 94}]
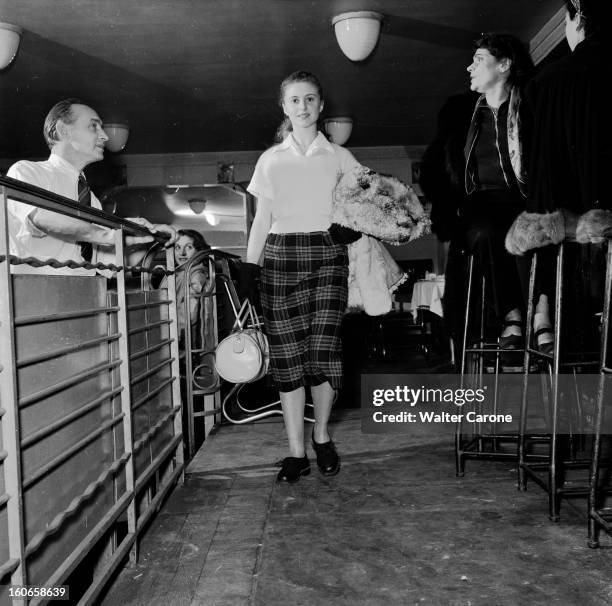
[{"left": 410, "top": 277, "right": 446, "bottom": 319}]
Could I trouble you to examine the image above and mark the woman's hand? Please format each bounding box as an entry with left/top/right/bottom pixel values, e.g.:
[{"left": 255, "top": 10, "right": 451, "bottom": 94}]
[
  {"left": 238, "top": 262, "right": 261, "bottom": 304},
  {"left": 125, "top": 217, "right": 178, "bottom": 247}
]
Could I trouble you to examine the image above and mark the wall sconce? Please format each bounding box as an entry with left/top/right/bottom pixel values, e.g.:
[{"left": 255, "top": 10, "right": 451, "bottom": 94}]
[
  {"left": 0, "top": 22, "right": 22, "bottom": 70},
  {"left": 323, "top": 117, "right": 353, "bottom": 146},
  {"left": 188, "top": 198, "right": 219, "bottom": 226},
  {"left": 331, "top": 11, "right": 383, "bottom": 62},
  {"left": 104, "top": 123, "right": 130, "bottom": 153}
]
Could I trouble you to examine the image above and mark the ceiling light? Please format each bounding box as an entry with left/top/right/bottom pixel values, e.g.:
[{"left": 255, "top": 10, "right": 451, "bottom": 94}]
[
  {"left": 188, "top": 198, "right": 207, "bottom": 214},
  {"left": 331, "top": 11, "right": 383, "bottom": 62},
  {"left": 0, "top": 22, "right": 22, "bottom": 70},
  {"left": 323, "top": 117, "right": 353, "bottom": 145},
  {"left": 104, "top": 123, "right": 130, "bottom": 153},
  {"left": 188, "top": 198, "right": 219, "bottom": 226}
]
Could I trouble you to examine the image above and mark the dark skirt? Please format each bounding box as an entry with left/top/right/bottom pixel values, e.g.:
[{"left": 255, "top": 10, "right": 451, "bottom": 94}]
[
  {"left": 260, "top": 231, "right": 348, "bottom": 393},
  {"left": 461, "top": 189, "right": 527, "bottom": 319}
]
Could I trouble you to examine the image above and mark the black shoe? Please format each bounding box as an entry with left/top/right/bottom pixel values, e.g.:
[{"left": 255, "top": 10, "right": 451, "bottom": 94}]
[
  {"left": 499, "top": 319, "right": 524, "bottom": 350},
  {"left": 311, "top": 435, "right": 340, "bottom": 476},
  {"left": 276, "top": 456, "right": 310, "bottom": 483}
]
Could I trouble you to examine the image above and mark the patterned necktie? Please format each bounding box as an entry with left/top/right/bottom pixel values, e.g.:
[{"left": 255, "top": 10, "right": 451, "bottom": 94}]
[{"left": 77, "top": 174, "right": 93, "bottom": 263}]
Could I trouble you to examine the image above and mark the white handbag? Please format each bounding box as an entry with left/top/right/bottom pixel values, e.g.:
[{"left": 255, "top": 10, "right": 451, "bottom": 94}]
[{"left": 214, "top": 299, "right": 269, "bottom": 384}]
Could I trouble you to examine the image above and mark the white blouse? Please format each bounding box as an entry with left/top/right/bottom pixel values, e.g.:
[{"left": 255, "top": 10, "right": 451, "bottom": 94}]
[{"left": 247, "top": 132, "right": 360, "bottom": 233}]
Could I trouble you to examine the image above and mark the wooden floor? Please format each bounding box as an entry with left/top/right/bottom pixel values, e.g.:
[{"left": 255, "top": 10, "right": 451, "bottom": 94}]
[{"left": 100, "top": 402, "right": 612, "bottom": 606}]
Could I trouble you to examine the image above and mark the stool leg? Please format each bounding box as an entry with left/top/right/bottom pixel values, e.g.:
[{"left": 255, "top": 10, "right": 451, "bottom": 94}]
[
  {"left": 475, "top": 273, "right": 487, "bottom": 453},
  {"left": 588, "top": 374, "right": 605, "bottom": 548},
  {"left": 520, "top": 244, "right": 600, "bottom": 520},
  {"left": 456, "top": 255, "right": 475, "bottom": 477},
  {"left": 457, "top": 253, "right": 520, "bottom": 474},
  {"left": 478, "top": 273, "right": 486, "bottom": 378},
  {"left": 588, "top": 241, "right": 612, "bottom": 547},
  {"left": 548, "top": 244, "right": 564, "bottom": 522},
  {"left": 459, "top": 254, "right": 475, "bottom": 377},
  {"left": 518, "top": 252, "right": 538, "bottom": 491}
]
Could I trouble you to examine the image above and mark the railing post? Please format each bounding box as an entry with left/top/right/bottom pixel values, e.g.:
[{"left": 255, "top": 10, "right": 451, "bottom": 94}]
[
  {"left": 0, "top": 187, "right": 27, "bottom": 603},
  {"left": 205, "top": 256, "right": 221, "bottom": 435},
  {"left": 165, "top": 245, "right": 185, "bottom": 482},
  {"left": 183, "top": 257, "right": 196, "bottom": 459},
  {"left": 113, "top": 228, "right": 139, "bottom": 564}
]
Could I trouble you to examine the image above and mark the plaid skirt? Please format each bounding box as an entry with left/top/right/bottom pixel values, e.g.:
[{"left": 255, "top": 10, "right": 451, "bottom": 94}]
[{"left": 261, "top": 231, "right": 348, "bottom": 392}]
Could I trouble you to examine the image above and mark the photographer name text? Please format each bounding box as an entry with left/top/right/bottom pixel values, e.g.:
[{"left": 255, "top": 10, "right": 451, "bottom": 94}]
[{"left": 372, "top": 410, "right": 512, "bottom": 423}]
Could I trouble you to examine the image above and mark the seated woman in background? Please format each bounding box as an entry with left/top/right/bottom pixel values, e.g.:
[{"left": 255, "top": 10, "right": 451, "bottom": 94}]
[
  {"left": 421, "top": 33, "right": 534, "bottom": 351},
  {"left": 162, "top": 229, "right": 211, "bottom": 345}
]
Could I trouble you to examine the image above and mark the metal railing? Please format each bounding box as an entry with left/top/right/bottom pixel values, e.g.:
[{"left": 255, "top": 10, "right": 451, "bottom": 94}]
[{"left": 0, "top": 175, "right": 186, "bottom": 605}]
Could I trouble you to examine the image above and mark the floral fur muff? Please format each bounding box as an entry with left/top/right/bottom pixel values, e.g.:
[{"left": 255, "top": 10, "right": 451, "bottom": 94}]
[{"left": 332, "top": 166, "right": 431, "bottom": 244}]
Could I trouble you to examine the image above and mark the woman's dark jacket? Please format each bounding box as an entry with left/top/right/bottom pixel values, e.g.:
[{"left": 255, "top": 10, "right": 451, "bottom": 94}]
[
  {"left": 420, "top": 92, "right": 477, "bottom": 243},
  {"left": 525, "top": 38, "right": 609, "bottom": 213},
  {"left": 421, "top": 90, "right": 529, "bottom": 241},
  {"left": 419, "top": 93, "right": 478, "bottom": 337},
  {"left": 420, "top": 89, "right": 529, "bottom": 337}
]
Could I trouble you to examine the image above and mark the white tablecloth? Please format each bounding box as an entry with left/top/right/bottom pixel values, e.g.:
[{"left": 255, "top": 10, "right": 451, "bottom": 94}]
[{"left": 410, "top": 278, "right": 445, "bottom": 318}]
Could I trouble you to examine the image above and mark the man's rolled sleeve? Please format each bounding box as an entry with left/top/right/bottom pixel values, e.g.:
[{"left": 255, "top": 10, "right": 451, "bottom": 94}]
[{"left": 7, "top": 161, "right": 48, "bottom": 238}]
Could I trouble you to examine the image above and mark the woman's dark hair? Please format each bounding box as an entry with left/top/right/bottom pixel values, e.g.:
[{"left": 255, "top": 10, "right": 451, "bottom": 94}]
[
  {"left": 177, "top": 229, "right": 210, "bottom": 252},
  {"left": 564, "top": 0, "right": 605, "bottom": 39},
  {"left": 474, "top": 33, "right": 535, "bottom": 87},
  {"left": 274, "top": 70, "right": 324, "bottom": 143}
]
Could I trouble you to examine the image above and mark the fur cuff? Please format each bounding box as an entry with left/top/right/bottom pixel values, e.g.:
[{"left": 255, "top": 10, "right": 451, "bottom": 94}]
[
  {"left": 505, "top": 210, "right": 569, "bottom": 256},
  {"left": 563, "top": 210, "right": 579, "bottom": 242},
  {"left": 576, "top": 209, "right": 612, "bottom": 244}
]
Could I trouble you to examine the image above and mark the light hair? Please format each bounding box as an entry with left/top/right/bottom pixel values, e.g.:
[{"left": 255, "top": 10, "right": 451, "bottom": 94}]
[{"left": 275, "top": 71, "right": 324, "bottom": 143}]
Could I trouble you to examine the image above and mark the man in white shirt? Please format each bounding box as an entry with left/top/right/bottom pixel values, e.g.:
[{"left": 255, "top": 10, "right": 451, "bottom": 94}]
[{"left": 7, "top": 98, "right": 175, "bottom": 274}]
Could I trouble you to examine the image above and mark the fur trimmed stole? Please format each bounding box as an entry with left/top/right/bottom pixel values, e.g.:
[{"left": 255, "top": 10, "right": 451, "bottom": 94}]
[{"left": 332, "top": 166, "right": 430, "bottom": 315}]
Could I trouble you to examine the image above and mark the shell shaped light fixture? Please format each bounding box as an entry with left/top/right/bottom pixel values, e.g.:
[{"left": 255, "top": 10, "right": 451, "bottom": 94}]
[
  {"left": 323, "top": 117, "right": 353, "bottom": 146},
  {"left": 331, "top": 11, "right": 383, "bottom": 62},
  {"left": 104, "top": 123, "right": 130, "bottom": 153},
  {"left": 0, "top": 22, "right": 22, "bottom": 70}
]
